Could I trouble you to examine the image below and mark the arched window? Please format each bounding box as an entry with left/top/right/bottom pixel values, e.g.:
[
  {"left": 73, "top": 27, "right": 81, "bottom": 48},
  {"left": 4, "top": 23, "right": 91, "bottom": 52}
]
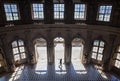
[
  {"left": 114, "top": 45, "right": 120, "bottom": 68},
  {"left": 12, "top": 40, "right": 26, "bottom": 62},
  {"left": 91, "top": 40, "right": 105, "bottom": 61}
]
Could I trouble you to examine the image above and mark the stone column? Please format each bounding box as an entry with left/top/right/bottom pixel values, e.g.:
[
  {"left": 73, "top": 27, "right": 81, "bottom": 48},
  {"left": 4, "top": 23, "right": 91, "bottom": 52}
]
[
  {"left": 46, "top": 29, "right": 54, "bottom": 64},
  {"left": 24, "top": 30, "right": 35, "bottom": 64},
  {"left": 84, "top": 30, "right": 93, "bottom": 64},
  {"left": 44, "top": 0, "right": 54, "bottom": 24},
  {"left": 103, "top": 34, "right": 117, "bottom": 71},
  {"left": 64, "top": 30, "right": 72, "bottom": 64},
  {"left": 64, "top": 0, "right": 74, "bottom": 24},
  {"left": 0, "top": 34, "right": 15, "bottom": 72}
]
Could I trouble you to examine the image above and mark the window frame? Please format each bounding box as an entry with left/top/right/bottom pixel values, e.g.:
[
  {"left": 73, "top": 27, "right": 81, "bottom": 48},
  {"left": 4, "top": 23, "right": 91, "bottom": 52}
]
[
  {"left": 31, "top": 3, "right": 44, "bottom": 20},
  {"left": 91, "top": 40, "right": 105, "bottom": 61},
  {"left": 97, "top": 4, "right": 112, "bottom": 22},
  {"left": 12, "top": 40, "right": 26, "bottom": 62},
  {"left": 113, "top": 45, "right": 120, "bottom": 69},
  {"left": 4, "top": 3, "right": 20, "bottom": 21},
  {"left": 74, "top": 3, "right": 86, "bottom": 20},
  {"left": 54, "top": 3, "right": 65, "bottom": 20}
]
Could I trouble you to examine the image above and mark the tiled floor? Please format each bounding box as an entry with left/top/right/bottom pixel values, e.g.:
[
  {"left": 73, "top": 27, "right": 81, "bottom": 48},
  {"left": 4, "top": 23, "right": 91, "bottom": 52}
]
[
  {"left": 0, "top": 46, "right": 119, "bottom": 81},
  {"left": 0, "top": 62, "right": 120, "bottom": 81}
]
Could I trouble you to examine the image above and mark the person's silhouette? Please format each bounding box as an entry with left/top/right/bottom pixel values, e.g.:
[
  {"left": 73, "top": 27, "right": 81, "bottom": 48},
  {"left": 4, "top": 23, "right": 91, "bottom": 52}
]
[{"left": 60, "top": 58, "right": 62, "bottom": 65}]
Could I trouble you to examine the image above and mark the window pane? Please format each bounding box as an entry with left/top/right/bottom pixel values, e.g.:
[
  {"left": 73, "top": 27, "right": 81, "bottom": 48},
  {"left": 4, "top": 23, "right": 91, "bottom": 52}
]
[
  {"left": 100, "top": 41, "right": 105, "bottom": 47},
  {"left": 117, "top": 53, "right": 120, "bottom": 60},
  {"left": 98, "top": 5, "right": 112, "bottom": 22},
  {"left": 54, "top": 4, "right": 64, "bottom": 19},
  {"left": 21, "top": 53, "right": 26, "bottom": 59},
  {"left": 74, "top": 4, "right": 86, "bottom": 20},
  {"left": 18, "top": 40, "right": 24, "bottom": 46},
  {"left": 97, "top": 54, "right": 103, "bottom": 61},
  {"left": 4, "top": 4, "right": 19, "bottom": 21},
  {"left": 13, "top": 48, "right": 19, "bottom": 54},
  {"left": 92, "top": 52, "right": 97, "bottom": 59},
  {"left": 99, "top": 15, "right": 104, "bottom": 21},
  {"left": 98, "top": 47, "right": 104, "bottom": 53},
  {"left": 32, "top": 3, "right": 44, "bottom": 19},
  {"left": 115, "top": 60, "right": 120, "bottom": 68},
  {"left": 99, "top": 6, "right": 105, "bottom": 14},
  {"left": 14, "top": 54, "right": 20, "bottom": 61},
  {"left": 12, "top": 41, "right": 18, "bottom": 47},
  {"left": 19, "top": 47, "right": 25, "bottom": 53},
  {"left": 93, "top": 47, "right": 98, "bottom": 52},
  {"left": 93, "top": 40, "right": 99, "bottom": 46}
]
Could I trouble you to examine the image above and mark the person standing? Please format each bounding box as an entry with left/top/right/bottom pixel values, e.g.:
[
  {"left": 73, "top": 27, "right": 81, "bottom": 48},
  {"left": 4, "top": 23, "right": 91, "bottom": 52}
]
[{"left": 60, "top": 58, "right": 62, "bottom": 66}]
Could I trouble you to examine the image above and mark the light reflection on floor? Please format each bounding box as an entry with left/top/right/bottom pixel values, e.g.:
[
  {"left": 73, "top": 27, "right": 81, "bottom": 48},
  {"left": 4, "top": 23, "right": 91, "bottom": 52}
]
[
  {"left": 9, "top": 65, "right": 24, "bottom": 81},
  {"left": 72, "top": 47, "right": 87, "bottom": 74},
  {"left": 0, "top": 45, "right": 120, "bottom": 81}
]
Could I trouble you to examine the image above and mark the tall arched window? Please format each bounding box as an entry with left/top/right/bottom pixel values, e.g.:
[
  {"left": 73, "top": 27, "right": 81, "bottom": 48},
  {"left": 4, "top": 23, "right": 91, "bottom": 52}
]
[
  {"left": 12, "top": 40, "right": 26, "bottom": 62},
  {"left": 113, "top": 45, "right": 120, "bottom": 68},
  {"left": 91, "top": 40, "right": 105, "bottom": 61}
]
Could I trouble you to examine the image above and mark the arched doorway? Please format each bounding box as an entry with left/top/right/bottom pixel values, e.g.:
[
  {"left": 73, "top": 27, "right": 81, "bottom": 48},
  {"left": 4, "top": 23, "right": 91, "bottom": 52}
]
[
  {"left": 71, "top": 38, "right": 86, "bottom": 74},
  {"left": 71, "top": 38, "right": 84, "bottom": 62},
  {"left": 54, "top": 37, "right": 66, "bottom": 74},
  {"left": 34, "top": 38, "right": 47, "bottom": 74}
]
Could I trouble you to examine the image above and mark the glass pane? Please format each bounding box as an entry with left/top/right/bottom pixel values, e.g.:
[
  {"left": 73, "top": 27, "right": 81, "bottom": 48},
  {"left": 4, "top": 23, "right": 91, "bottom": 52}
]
[
  {"left": 99, "top": 6, "right": 105, "bottom": 14},
  {"left": 93, "top": 40, "right": 99, "bottom": 46},
  {"left": 6, "top": 13, "right": 13, "bottom": 21},
  {"left": 12, "top": 41, "right": 18, "bottom": 47},
  {"left": 14, "top": 54, "right": 20, "bottom": 61},
  {"left": 92, "top": 52, "right": 97, "bottom": 59},
  {"left": 115, "top": 60, "right": 120, "bottom": 68},
  {"left": 117, "top": 53, "right": 120, "bottom": 60},
  {"left": 100, "top": 41, "right": 105, "bottom": 47},
  {"left": 19, "top": 47, "right": 25, "bottom": 53},
  {"left": 4, "top": 4, "right": 11, "bottom": 12},
  {"left": 21, "top": 53, "right": 26, "bottom": 59},
  {"left": 104, "top": 15, "right": 110, "bottom": 21},
  {"left": 99, "top": 15, "right": 104, "bottom": 21},
  {"left": 93, "top": 47, "right": 98, "bottom": 52},
  {"left": 13, "top": 48, "right": 19, "bottom": 54},
  {"left": 97, "top": 54, "right": 103, "bottom": 61},
  {"left": 98, "top": 47, "right": 104, "bottom": 53},
  {"left": 18, "top": 40, "right": 24, "bottom": 46}
]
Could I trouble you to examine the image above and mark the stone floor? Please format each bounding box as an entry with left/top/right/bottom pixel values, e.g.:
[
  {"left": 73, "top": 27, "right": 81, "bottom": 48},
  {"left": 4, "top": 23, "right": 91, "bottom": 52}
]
[
  {"left": 0, "top": 46, "right": 120, "bottom": 81},
  {"left": 0, "top": 62, "right": 120, "bottom": 81}
]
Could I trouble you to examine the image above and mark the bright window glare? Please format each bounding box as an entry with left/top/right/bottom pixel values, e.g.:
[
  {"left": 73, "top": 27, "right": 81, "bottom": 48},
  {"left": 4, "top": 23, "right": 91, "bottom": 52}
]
[
  {"left": 35, "top": 47, "right": 47, "bottom": 74},
  {"left": 32, "top": 4, "right": 44, "bottom": 19},
  {"left": 54, "top": 4, "right": 64, "bottom": 19},
  {"left": 4, "top": 4, "right": 19, "bottom": 21},
  {"left": 9, "top": 65, "right": 24, "bottom": 81},
  {"left": 98, "top": 69, "right": 108, "bottom": 79},
  {"left": 98, "top": 5, "right": 112, "bottom": 21},
  {"left": 74, "top": 4, "right": 86, "bottom": 20}
]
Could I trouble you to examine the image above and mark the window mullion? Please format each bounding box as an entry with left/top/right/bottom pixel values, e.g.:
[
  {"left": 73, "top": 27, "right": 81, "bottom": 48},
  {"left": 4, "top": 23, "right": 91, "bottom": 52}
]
[
  {"left": 17, "top": 41, "right": 22, "bottom": 60},
  {"left": 10, "top": 4, "right": 14, "bottom": 20},
  {"left": 96, "top": 41, "right": 100, "bottom": 60}
]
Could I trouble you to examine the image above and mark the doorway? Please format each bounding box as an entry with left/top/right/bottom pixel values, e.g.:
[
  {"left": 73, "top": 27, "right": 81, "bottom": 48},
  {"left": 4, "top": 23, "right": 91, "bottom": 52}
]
[
  {"left": 34, "top": 38, "right": 47, "bottom": 74},
  {"left": 54, "top": 37, "right": 66, "bottom": 74}
]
